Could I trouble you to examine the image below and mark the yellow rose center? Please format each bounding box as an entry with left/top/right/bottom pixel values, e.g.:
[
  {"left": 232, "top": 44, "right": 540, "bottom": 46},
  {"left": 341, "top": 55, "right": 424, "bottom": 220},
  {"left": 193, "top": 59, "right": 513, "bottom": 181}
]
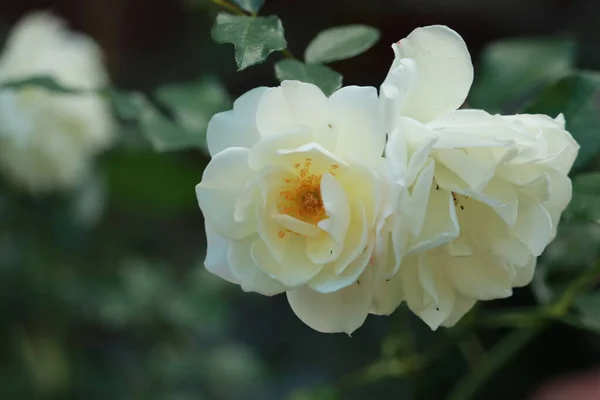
[{"left": 277, "top": 158, "right": 339, "bottom": 238}]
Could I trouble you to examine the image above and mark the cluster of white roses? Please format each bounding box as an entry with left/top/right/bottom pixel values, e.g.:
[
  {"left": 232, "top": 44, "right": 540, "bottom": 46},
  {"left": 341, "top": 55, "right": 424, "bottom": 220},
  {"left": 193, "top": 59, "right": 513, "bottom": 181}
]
[
  {"left": 0, "top": 12, "right": 114, "bottom": 193},
  {"left": 197, "top": 25, "right": 579, "bottom": 334}
]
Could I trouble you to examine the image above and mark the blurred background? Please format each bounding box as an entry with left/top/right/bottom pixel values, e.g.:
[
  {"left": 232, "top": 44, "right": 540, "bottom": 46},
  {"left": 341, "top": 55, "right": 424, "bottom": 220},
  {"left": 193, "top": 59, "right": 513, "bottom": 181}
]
[{"left": 1, "top": 0, "right": 600, "bottom": 399}]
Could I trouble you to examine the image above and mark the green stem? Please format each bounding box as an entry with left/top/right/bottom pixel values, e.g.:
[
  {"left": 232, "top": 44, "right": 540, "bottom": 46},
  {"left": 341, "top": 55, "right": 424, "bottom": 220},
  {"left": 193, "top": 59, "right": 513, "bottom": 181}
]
[
  {"left": 482, "top": 263, "right": 600, "bottom": 329},
  {"left": 294, "top": 263, "right": 600, "bottom": 399},
  {"left": 340, "top": 355, "right": 424, "bottom": 388},
  {"left": 444, "top": 262, "right": 600, "bottom": 400},
  {"left": 551, "top": 262, "right": 600, "bottom": 316},
  {"left": 444, "top": 326, "right": 542, "bottom": 400},
  {"left": 282, "top": 49, "right": 296, "bottom": 60},
  {"left": 479, "top": 309, "right": 550, "bottom": 328},
  {"left": 211, "top": 0, "right": 247, "bottom": 15},
  {"left": 457, "top": 333, "right": 486, "bottom": 371}
]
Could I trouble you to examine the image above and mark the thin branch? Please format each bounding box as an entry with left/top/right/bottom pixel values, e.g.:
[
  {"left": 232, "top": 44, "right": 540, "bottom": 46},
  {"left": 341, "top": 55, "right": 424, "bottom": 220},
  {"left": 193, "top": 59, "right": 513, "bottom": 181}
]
[
  {"left": 551, "top": 262, "right": 600, "bottom": 316},
  {"left": 282, "top": 49, "right": 296, "bottom": 60},
  {"left": 444, "top": 262, "right": 600, "bottom": 400},
  {"left": 211, "top": 0, "right": 247, "bottom": 15},
  {"left": 444, "top": 326, "right": 542, "bottom": 400},
  {"left": 457, "top": 333, "right": 486, "bottom": 371}
]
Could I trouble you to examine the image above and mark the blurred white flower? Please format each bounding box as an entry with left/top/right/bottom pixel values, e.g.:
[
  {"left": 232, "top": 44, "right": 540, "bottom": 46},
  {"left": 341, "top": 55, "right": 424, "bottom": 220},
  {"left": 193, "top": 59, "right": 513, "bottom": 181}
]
[
  {"left": 0, "top": 12, "right": 114, "bottom": 193},
  {"left": 377, "top": 25, "right": 579, "bottom": 329},
  {"left": 196, "top": 80, "right": 403, "bottom": 334}
]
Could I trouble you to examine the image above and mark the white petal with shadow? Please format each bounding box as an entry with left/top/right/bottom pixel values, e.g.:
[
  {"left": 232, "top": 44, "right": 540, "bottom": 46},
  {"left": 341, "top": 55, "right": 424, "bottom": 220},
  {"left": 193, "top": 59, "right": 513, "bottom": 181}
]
[
  {"left": 196, "top": 147, "right": 255, "bottom": 239},
  {"left": 286, "top": 268, "right": 374, "bottom": 334}
]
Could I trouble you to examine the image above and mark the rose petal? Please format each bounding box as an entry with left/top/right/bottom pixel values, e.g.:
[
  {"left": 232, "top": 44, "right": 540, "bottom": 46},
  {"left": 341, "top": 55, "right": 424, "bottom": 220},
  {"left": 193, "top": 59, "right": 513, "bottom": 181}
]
[
  {"left": 328, "top": 86, "right": 385, "bottom": 163},
  {"left": 196, "top": 147, "right": 255, "bottom": 239},
  {"left": 513, "top": 192, "right": 553, "bottom": 256},
  {"left": 248, "top": 125, "right": 312, "bottom": 170},
  {"left": 409, "top": 185, "right": 459, "bottom": 254},
  {"left": 446, "top": 250, "right": 514, "bottom": 300},
  {"left": 204, "top": 223, "right": 239, "bottom": 284},
  {"left": 513, "top": 256, "right": 537, "bottom": 287},
  {"left": 207, "top": 87, "right": 268, "bottom": 155},
  {"left": 308, "top": 236, "right": 373, "bottom": 294},
  {"left": 441, "top": 295, "right": 476, "bottom": 327},
  {"left": 251, "top": 237, "right": 322, "bottom": 287},
  {"left": 256, "top": 81, "right": 331, "bottom": 145},
  {"left": 317, "top": 173, "right": 351, "bottom": 244},
  {"left": 382, "top": 25, "right": 473, "bottom": 123},
  {"left": 370, "top": 243, "right": 404, "bottom": 316},
  {"left": 417, "top": 258, "right": 456, "bottom": 330},
  {"left": 227, "top": 235, "right": 286, "bottom": 295},
  {"left": 286, "top": 268, "right": 374, "bottom": 334},
  {"left": 400, "top": 254, "right": 456, "bottom": 330}
]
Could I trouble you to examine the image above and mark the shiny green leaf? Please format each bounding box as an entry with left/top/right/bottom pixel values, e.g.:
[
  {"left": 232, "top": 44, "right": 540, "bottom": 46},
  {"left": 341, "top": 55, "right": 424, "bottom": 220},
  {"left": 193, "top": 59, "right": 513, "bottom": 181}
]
[
  {"left": 155, "top": 75, "right": 231, "bottom": 148},
  {"left": 211, "top": 13, "right": 287, "bottom": 70},
  {"left": 0, "top": 75, "right": 84, "bottom": 93},
  {"left": 304, "top": 25, "right": 380, "bottom": 64},
  {"left": 231, "top": 0, "right": 265, "bottom": 14},
  {"left": 117, "top": 92, "right": 205, "bottom": 152},
  {"left": 275, "top": 59, "right": 342, "bottom": 96}
]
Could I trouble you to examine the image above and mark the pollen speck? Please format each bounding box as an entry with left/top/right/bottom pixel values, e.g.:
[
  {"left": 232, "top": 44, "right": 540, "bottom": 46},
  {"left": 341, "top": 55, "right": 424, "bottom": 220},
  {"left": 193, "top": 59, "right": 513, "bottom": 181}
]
[
  {"left": 329, "top": 164, "right": 339, "bottom": 176},
  {"left": 451, "top": 191, "right": 468, "bottom": 211},
  {"left": 278, "top": 158, "right": 331, "bottom": 231}
]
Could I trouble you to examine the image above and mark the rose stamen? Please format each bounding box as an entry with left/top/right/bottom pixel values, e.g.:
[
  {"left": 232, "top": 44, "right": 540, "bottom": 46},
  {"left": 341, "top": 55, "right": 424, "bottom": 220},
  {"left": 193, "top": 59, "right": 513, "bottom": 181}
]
[{"left": 278, "top": 158, "right": 338, "bottom": 237}]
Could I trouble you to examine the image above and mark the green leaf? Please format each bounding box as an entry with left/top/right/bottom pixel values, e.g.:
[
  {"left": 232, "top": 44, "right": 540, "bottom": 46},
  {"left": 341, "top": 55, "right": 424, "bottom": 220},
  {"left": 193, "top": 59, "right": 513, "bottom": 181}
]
[
  {"left": 211, "top": 13, "right": 287, "bottom": 70},
  {"left": 523, "top": 72, "right": 600, "bottom": 170},
  {"left": 115, "top": 92, "right": 207, "bottom": 152},
  {"left": 445, "top": 327, "right": 541, "bottom": 400},
  {"left": 469, "top": 36, "right": 576, "bottom": 113},
  {"left": 231, "top": 0, "right": 265, "bottom": 14},
  {"left": 155, "top": 75, "right": 231, "bottom": 151},
  {"left": 275, "top": 60, "right": 342, "bottom": 96},
  {"left": 0, "top": 75, "right": 215, "bottom": 152},
  {"left": 564, "top": 172, "right": 600, "bottom": 221},
  {"left": 106, "top": 89, "right": 142, "bottom": 121},
  {"left": 304, "top": 25, "right": 380, "bottom": 64},
  {"left": 0, "top": 75, "right": 85, "bottom": 93},
  {"left": 532, "top": 220, "right": 600, "bottom": 305},
  {"left": 573, "top": 292, "right": 600, "bottom": 332},
  {"left": 134, "top": 94, "right": 197, "bottom": 152},
  {"left": 156, "top": 76, "right": 230, "bottom": 133}
]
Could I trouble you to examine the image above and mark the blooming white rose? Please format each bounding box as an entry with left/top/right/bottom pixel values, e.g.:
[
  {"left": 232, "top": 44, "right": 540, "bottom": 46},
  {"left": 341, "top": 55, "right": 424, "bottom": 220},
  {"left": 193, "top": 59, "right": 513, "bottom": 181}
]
[
  {"left": 377, "top": 25, "right": 579, "bottom": 329},
  {"left": 196, "top": 80, "right": 404, "bottom": 334},
  {"left": 0, "top": 12, "right": 114, "bottom": 192}
]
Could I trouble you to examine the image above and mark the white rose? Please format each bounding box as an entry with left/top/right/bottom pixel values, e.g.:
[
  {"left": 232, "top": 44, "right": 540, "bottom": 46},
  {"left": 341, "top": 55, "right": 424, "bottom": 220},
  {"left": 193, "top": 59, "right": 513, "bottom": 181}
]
[
  {"left": 196, "top": 80, "right": 401, "bottom": 334},
  {"left": 0, "top": 12, "right": 114, "bottom": 193},
  {"left": 377, "top": 25, "right": 579, "bottom": 329}
]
